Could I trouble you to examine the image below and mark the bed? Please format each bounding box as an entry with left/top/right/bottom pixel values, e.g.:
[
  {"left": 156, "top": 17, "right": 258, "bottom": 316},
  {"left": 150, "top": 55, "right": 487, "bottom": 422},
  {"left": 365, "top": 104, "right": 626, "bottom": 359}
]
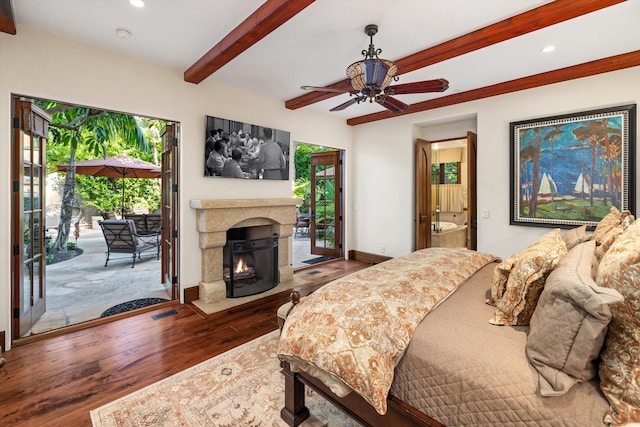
[{"left": 278, "top": 208, "right": 640, "bottom": 426}]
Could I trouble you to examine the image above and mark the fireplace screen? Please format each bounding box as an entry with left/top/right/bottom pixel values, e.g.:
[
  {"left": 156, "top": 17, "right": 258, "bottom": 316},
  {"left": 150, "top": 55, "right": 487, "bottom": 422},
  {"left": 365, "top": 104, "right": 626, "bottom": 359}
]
[{"left": 223, "top": 233, "right": 279, "bottom": 298}]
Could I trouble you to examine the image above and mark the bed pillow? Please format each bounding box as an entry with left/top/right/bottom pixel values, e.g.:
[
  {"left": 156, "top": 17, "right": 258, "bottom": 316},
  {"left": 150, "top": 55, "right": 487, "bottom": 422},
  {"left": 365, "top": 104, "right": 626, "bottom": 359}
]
[
  {"left": 486, "top": 254, "right": 518, "bottom": 306},
  {"left": 489, "top": 229, "right": 567, "bottom": 326},
  {"left": 591, "top": 208, "right": 635, "bottom": 278},
  {"left": 526, "top": 240, "right": 623, "bottom": 396},
  {"left": 596, "top": 219, "right": 640, "bottom": 426},
  {"left": 561, "top": 224, "right": 590, "bottom": 250},
  {"left": 591, "top": 206, "right": 622, "bottom": 244}
]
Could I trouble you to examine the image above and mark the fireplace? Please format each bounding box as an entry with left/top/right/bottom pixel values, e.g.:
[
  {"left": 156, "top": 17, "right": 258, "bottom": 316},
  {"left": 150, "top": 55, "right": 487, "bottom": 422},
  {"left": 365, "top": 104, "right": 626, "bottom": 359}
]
[
  {"left": 224, "top": 227, "right": 279, "bottom": 297},
  {"left": 190, "top": 198, "right": 300, "bottom": 305}
]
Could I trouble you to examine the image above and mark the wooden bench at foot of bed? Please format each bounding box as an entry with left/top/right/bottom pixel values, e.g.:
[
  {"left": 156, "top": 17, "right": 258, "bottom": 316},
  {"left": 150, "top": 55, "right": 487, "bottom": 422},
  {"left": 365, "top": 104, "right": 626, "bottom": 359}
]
[{"left": 280, "top": 360, "right": 443, "bottom": 427}]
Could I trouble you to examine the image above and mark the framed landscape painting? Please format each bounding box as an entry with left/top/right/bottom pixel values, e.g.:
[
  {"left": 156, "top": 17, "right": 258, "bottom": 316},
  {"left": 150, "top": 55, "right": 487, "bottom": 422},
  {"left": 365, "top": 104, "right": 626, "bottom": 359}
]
[{"left": 510, "top": 104, "right": 636, "bottom": 228}]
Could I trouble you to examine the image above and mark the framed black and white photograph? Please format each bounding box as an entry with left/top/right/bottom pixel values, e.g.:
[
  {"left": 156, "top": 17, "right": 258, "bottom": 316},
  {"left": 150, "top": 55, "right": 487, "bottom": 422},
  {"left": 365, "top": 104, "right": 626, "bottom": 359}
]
[
  {"left": 510, "top": 104, "right": 636, "bottom": 228},
  {"left": 204, "top": 115, "right": 290, "bottom": 180}
]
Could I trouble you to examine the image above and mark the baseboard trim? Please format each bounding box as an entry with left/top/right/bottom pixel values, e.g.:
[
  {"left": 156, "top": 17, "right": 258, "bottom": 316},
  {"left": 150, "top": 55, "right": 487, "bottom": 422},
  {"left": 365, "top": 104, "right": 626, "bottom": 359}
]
[
  {"left": 348, "top": 250, "right": 392, "bottom": 265},
  {"left": 183, "top": 286, "right": 199, "bottom": 304}
]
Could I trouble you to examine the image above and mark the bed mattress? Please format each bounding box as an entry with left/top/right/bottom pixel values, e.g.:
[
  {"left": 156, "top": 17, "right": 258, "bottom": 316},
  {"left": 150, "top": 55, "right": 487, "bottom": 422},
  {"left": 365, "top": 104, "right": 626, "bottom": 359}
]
[{"left": 390, "top": 263, "right": 610, "bottom": 426}]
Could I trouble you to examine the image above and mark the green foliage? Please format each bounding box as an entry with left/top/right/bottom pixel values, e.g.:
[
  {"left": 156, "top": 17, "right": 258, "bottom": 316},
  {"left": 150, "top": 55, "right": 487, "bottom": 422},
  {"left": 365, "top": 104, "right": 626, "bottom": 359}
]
[
  {"left": 74, "top": 175, "right": 160, "bottom": 213},
  {"left": 293, "top": 178, "right": 311, "bottom": 212},
  {"left": 37, "top": 98, "right": 163, "bottom": 250},
  {"left": 293, "top": 144, "right": 334, "bottom": 212},
  {"left": 432, "top": 162, "right": 459, "bottom": 184},
  {"left": 293, "top": 143, "right": 331, "bottom": 181},
  {"left": 43, "top": 101, "right": 163, "bottom": 214}
]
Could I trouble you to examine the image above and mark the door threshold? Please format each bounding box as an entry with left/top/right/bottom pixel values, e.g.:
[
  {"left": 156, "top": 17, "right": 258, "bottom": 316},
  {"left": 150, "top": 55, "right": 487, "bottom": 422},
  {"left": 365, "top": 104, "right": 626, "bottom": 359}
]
[{"left": 12, "top": 300, "right": 178, "bottom": 347}]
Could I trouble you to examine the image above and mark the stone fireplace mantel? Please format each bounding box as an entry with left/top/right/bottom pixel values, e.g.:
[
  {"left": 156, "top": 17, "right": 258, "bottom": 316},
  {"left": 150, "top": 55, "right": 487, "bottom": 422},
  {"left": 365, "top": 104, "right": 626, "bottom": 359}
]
[{"left": 190, "top": 198, "right": 301, "bottom": 303}]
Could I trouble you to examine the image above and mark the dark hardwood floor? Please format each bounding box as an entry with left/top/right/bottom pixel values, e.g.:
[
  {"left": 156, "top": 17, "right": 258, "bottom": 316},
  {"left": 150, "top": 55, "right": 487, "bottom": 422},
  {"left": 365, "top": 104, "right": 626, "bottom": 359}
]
[{"left": 0, "top": 259, "right": 370, "bottom": 426}]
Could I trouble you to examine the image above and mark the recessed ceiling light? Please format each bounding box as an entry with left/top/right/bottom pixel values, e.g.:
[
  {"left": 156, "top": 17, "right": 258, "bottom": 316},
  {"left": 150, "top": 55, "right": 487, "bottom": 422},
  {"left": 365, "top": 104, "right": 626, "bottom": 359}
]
[
  {"left": 116, "top": 28, "right": 132, "bottom": 38},
  {"left": 129, "top": 0, "right": 145, "bottom": 8},
  {"left": 542, "top": 45, "right": 556, "bottom": 53}
]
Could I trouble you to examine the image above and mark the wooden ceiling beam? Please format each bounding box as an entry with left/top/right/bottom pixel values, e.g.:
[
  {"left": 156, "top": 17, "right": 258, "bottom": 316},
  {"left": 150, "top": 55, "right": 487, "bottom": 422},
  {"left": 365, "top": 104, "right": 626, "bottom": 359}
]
[
  {"left": 346, "top": 50, "right": 640, "bottom": 126},
  {"left": 285, "top": 0, "right": 624, "bottom": 111},
  {"left": 184, "top": 0, "right": 315, "bottom": 84},
  {"left": 0, "top": 0, "right": 16, "bottom": 35}
]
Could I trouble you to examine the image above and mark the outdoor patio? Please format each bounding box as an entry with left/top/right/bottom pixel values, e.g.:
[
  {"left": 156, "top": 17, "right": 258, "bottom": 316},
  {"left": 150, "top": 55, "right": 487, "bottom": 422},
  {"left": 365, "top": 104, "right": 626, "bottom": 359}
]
[
  {"left": 29, "top": 227, "right": 169, "bottom": 336},
  {"left": 28, "top": 225, "right": 317, "bottom": 336}
]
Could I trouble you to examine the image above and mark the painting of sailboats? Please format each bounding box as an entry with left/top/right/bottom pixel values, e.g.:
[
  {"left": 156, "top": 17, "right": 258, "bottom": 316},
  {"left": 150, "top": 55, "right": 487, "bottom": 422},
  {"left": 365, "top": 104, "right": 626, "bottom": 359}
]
[
  {"left": 510, "top": 104, "right": 636, "bottom": 228},
  {"left": 572, "top": 173, "right": 603, "bottom": 197}
]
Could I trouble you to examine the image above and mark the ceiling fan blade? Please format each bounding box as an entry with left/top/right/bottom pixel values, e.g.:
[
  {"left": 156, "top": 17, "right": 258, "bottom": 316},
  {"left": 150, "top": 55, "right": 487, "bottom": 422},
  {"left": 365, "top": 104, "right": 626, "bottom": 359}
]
[
  {"left": 329, "top": 97, "right": 361, "bottom": 111},
  {"left": 377, "top": 95, "right": 409, "bottom": 113},
  {"left": 301, "top": 85, "right": 350, "bottom": 94},
  {"left": 385, "top": 78, "right": 449, "bottom": 95}
]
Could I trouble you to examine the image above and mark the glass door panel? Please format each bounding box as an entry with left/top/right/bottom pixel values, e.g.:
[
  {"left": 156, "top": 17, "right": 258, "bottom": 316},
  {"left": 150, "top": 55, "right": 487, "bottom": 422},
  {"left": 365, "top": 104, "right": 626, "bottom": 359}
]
[
  {"left": 13, "top": 99, "right": 49, "bottom": 338},
  {"left": 310, "top": 151, "right": 341, "bottom": 258}
]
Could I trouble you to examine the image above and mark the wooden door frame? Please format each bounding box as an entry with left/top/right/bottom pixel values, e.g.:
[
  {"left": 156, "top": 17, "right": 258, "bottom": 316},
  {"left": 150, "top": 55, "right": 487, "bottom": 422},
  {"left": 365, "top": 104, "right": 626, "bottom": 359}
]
[
  {"left": 310, "top": 150, "right": 342, "bottom": 258},
  {"left": 10, "top": 95, "right": 181, "bottom": 343},
  {"left": 415, "top": 133, "right": 478, "bottom": 250}
]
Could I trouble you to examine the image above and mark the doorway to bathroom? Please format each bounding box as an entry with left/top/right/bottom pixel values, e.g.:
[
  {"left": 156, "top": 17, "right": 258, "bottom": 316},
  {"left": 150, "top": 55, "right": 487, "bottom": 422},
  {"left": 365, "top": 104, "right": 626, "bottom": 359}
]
[{"left": 416, "top": 132, "right": 477, "bottom": 250}]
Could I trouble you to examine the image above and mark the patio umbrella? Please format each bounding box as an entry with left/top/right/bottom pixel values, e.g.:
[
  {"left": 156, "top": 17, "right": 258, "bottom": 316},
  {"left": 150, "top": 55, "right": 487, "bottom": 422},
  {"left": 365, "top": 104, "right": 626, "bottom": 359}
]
[{"left": 57, "top": 154, "right": 161, "bottom": 214}]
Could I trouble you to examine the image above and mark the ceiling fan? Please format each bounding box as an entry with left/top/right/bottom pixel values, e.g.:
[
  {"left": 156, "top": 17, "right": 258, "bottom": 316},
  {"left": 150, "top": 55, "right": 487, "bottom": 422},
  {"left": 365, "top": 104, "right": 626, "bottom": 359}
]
[{"left": 301, "top": 24, "right": 449, "bottom": 113}]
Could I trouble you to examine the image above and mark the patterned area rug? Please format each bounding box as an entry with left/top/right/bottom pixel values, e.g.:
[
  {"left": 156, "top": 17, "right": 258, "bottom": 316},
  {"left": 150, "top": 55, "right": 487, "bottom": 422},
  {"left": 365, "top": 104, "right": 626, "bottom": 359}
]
[{"left": 90, "top": 331, "right": 358, "bottom": 426}]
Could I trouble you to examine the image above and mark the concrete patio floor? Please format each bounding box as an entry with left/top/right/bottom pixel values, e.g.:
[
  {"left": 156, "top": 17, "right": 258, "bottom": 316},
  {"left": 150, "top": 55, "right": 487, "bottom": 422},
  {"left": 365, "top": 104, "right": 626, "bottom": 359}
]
[
  {"left": 27, "top": 226, "right": 321, "bottom": 336},
  {"left": 28, "top": 228, "right": 169, "bottom": 336}
]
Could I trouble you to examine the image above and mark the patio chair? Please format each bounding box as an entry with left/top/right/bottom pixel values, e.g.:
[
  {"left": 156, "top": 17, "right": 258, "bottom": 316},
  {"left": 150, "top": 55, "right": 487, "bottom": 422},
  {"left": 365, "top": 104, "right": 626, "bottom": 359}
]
[
  {"left": 144, "top": 214, "right": 162, "bottom": 235},
  {"left": 124, "top": 213, "right": 161, "bottom": 236},
  {"left": 98, "top": 219, "right": 160, "bottom": 268},
  {"left": 101, "top": 211, "right": 118, "bottom": 220},
  {"left": 294, "top": 209, "right": 310, "bottom": 238}
]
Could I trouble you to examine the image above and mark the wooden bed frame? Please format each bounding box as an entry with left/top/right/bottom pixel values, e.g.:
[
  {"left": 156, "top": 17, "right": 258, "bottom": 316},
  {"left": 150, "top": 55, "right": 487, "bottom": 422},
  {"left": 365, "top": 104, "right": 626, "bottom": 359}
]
[
  {"left": 278, "top": 291, "right": 444, "bottom": 427},
  {"left": 280, "top": 361, "right": 444, "bottom": 427}
]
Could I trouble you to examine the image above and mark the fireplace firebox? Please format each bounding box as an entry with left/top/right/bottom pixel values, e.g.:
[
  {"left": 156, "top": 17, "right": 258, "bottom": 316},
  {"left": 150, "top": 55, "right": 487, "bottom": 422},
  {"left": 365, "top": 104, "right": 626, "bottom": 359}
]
[{"left": 223, "top": 227, "right": 279, "bottom": 298}]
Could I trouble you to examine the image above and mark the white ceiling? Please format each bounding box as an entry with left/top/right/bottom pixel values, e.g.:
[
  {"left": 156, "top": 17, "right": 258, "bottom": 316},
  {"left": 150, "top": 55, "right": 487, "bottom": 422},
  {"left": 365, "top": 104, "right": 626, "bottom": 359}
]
[{"left": 12, "top": 0, "right": 640, "bottom": 121}]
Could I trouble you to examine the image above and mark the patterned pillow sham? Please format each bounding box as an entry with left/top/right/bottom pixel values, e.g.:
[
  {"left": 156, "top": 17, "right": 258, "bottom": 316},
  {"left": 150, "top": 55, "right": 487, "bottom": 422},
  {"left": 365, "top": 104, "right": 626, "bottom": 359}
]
[
  {"left": 596, "top": 219, "right": 640, "bottom": 425},
  {"left": 591, "top": 208, "right": 635, "bottom": 278},
  {"left": 592, "top": 206, "right": 622, "bottom": 245},
  {"left": 527, "top": 240, "right": 623, "bottom": 396},
  {"left": 592, "top": 207, "right": 635, "bottom": 263},
  {"left": 489, "top": 229, "right": 567, "bottom": 326},
  {"left": 486, "top": 254, "right": 518, "bottom": 306}
]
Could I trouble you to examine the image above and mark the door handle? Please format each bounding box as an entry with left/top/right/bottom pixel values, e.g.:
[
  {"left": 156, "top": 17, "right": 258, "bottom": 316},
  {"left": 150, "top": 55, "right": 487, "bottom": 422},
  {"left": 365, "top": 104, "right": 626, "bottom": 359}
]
[{"left": 419, "top": 213, "right": 429, "bottom": 224}]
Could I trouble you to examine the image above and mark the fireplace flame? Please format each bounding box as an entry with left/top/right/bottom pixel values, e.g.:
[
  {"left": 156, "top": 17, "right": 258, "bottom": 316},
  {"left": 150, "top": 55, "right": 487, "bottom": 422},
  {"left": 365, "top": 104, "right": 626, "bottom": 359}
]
[{"left": 235, "top": 258, "right": 249, "bottom": 273}]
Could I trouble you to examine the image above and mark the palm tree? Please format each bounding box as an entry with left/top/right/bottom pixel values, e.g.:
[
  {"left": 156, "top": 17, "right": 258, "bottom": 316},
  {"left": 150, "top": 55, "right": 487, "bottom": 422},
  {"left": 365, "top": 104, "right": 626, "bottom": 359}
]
[{"left": 40, "top": 101, "right": 149, "bottom": 252}]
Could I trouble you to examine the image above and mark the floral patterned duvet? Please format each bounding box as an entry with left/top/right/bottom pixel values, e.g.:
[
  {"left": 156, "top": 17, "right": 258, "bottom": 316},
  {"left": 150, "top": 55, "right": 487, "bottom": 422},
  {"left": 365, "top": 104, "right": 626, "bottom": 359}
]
[{"left": 278, "top": 247, "right": 496, "bottom": 415}]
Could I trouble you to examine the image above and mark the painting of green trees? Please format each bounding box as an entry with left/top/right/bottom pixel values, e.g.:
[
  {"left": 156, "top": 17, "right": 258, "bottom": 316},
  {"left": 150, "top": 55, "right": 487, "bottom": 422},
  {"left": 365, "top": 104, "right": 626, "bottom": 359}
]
[{"left": 511, "top": 105, "right": 635, "bottom": 227}]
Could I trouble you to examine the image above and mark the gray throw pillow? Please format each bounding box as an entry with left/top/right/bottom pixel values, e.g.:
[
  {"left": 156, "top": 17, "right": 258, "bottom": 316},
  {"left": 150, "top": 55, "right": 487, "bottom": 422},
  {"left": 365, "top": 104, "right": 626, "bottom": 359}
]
[{"left": 526, "top": 240, "right": 623, "bottom": 396}]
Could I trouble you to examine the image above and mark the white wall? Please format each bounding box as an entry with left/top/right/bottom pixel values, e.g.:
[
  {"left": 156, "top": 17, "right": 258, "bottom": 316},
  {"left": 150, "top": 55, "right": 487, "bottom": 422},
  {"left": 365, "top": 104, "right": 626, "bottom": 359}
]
[
  {"left": 351, "top": 67, "right": 640, "bottom": 259},
  {"left": 2, "top": 26, "right": 639, "bottom": 349},
  {"left": 0, "top": 27, "right": 353, "bottom": 348}
]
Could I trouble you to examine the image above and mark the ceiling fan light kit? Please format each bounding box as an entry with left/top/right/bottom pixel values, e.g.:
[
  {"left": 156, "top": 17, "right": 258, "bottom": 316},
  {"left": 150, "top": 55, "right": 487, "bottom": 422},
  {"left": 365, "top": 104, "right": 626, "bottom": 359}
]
[{"left": 303, "top": 24, "right": 448, "bottom": 113}]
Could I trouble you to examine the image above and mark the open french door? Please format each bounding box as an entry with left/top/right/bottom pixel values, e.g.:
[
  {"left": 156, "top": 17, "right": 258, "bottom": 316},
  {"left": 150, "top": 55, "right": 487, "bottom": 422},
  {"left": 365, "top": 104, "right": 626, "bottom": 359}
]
[
  {"left": 12, "top": 98, "right": 51, "bottom": 338},
  {"left": 160, "top": 123, "right": 179, "bottom": 299},
  {"left": 467, "top": 131, "right": 478, "bottom": 250},
  {"left": 309, "top": 151, "right": 342, "bottom": 258}
]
